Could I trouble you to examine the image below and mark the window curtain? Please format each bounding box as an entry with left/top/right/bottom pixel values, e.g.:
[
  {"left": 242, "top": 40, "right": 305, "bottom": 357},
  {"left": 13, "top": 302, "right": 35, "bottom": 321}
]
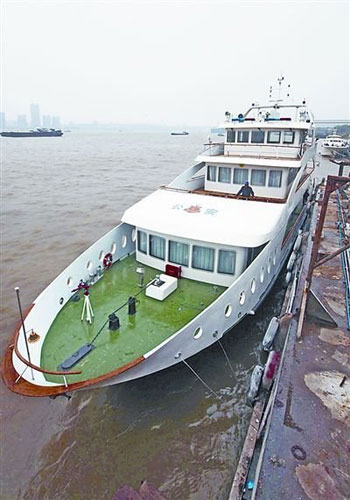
[
  {"left": 251, "top": 169, "right": 266, "bottom": 186},
  {"left": 218, "top": 167, "right": 231, "bottom": 183},
  {"left": 169, "top": 241, "right": 189, "bottom": 266},
  {"left": 218, "top": 250, "right": 236, "bottom": 274},
  {"left": 192, "top": 246, "right": 214, "bottom": 271},
  {"left": 137, "top": 230, "right": 147, "bottom": 253},
  {"left": 207, "top": 165, "right": 217, "bottom": 181},
  {"left": 268, "top": 170, "right": 282, "bottom": 187},
  {"left": 233, "top": 168, "right": 249, "bottom": 184},
  {"left": 149, "top": 235, "right": 165, "bottom": 260}
]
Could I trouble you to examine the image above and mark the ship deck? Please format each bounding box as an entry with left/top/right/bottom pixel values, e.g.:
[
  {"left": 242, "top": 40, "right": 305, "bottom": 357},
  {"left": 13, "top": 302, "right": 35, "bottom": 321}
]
[{"left": 41, "top": 254, "right": 225, "bottom": 384}]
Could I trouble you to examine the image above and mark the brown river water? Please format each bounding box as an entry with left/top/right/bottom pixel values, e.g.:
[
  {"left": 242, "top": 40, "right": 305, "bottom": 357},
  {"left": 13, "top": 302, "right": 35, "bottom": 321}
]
[{"left": 1, "top": 130, "right": 312, "bottom": 499}]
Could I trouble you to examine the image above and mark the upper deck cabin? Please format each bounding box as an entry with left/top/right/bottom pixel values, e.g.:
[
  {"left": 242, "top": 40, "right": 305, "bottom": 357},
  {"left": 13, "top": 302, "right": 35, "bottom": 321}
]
[
  {"left": 221, "top": 102, "right": 314, "bottom": 160},
  {"left": 193, "top": 102, "right": 315, "bottom": 201}
]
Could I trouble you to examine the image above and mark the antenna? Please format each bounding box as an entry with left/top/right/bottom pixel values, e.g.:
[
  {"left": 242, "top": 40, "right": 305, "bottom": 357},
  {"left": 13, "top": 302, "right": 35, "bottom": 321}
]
[
  {"left": 269, "top": 75, "right": 291, "bottom": 103},
  {"left": 277, "top": 74, "right": 284, "bottom": 101}
]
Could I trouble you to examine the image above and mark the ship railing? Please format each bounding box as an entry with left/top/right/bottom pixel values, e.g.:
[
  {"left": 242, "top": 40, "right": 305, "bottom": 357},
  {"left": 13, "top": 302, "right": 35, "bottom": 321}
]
[
  {"left": 198, "top": 143, "right": 224, "bottom": 156},
  {"left": 12, "top": 327, "right": 82, "bottom": 387}
]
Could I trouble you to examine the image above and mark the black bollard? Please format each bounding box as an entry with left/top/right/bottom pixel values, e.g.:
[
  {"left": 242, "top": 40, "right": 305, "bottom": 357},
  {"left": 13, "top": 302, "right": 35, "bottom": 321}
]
[
  {"left": 108, "top": 313, "right": 120, "bottom": 330},
  {"left": 128, "top": 296, "right": 136, "bottom": 315}
]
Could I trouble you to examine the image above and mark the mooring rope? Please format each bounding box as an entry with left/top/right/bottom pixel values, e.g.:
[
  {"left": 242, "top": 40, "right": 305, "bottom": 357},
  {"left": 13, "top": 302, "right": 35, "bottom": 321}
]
[
  {"left": 217, "top": 338, "right": 235, "bottom": 378},
  {"left": 180, "top": 355, "right": 221, "bottom": 400}
]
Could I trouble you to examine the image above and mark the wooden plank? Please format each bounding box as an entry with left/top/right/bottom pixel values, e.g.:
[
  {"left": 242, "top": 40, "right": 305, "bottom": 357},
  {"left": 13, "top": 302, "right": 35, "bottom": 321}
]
[{"left": 229, "top": 401, "right": 264, "bottom": 500}]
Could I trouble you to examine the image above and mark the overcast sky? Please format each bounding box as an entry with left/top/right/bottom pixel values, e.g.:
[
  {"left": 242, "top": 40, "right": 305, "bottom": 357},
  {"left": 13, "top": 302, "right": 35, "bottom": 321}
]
[{"left": 1, "top": 0, "right": 349, "bottom": 125}]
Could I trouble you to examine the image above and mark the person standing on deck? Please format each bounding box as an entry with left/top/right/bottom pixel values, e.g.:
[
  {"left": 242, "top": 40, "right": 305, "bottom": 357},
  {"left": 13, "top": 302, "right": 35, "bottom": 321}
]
[{"left": 237, "top": 181, "right": 254, "bottom": 197}]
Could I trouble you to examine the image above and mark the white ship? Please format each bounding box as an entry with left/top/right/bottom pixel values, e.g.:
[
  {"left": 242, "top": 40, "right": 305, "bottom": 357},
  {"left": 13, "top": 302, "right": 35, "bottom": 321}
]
[
  {"left": 320, "top": 134, "right": 349, "bottom": 156},
  {"left": 2, "top": 83, "right": 316, "bottom": 397}
]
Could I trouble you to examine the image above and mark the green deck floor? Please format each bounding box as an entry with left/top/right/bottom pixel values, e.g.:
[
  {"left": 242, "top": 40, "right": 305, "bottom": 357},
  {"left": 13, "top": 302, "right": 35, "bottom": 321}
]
[{"left": 41, "top": 255, "right": 225, "bottom": 383}]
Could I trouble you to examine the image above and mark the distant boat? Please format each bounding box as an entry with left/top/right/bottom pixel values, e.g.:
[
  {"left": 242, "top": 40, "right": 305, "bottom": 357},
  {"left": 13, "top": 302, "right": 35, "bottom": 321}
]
[
  {"left": 1, "top": 128, "right": 63, "bottom": 138},
  {"left": 320, "top": 134, "right": 349, "bottom": 157},
  {"left": 171, "top": 131, "right": 189, "bottom": 136}
]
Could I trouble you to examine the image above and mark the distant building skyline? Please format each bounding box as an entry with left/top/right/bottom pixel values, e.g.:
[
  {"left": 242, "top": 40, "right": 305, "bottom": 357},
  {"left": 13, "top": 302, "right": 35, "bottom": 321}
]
[
  {"left": 0, "top": 105, "right": 61, "bottom": 130},
  {"left": 30, "top": 103, "right": 41, "bottom": 128}
]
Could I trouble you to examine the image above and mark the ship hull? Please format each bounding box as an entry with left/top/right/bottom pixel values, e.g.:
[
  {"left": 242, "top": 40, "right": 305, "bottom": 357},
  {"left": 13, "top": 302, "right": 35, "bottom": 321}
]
[
  {"left": 3, "top": 178, "right": 311, "bottom": 397},
  {"left": 1, "top": 131, "right": 63, "bottom": 137}
]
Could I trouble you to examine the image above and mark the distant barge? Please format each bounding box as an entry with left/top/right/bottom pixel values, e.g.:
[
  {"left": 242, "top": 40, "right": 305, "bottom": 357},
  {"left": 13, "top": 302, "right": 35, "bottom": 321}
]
[
  {"left": 171, "top": 131, "right": 189, "bottom": 135},
  {"left": 1, "top": 128, "right": 63, "bottom": 138}
]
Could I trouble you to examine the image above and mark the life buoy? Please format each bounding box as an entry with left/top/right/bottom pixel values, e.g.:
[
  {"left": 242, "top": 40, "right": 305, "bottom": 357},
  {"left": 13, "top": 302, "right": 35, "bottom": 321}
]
[{"left": 103, "top": 253, "right": 113, "bottom": 268}]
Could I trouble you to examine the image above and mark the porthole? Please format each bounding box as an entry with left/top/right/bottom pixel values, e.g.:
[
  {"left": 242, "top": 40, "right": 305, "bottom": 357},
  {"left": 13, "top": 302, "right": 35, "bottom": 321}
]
[
  {"left": 267, "top": 257, "right": 272, "bottom": 274},
  {"left": 225, "top": 305, "right": 232, "bottom": 317},
  {"left": 131, "top": 228, "right": 137, "bottom": 242},
  {"left": 86, "top": 260, "right": 93, "bottom": 271},
  {"left": 238, "top": 312, "right": 242, "bottom": 318},
  {"left": 273, "top": 250, "right": 277, "bottom": 266},
  {"left": 111, "top": 242, "right": 117, "bottom": 254},
  {"left": 67, "top": 277, "right": 73, "bottom": 287},
  {"left": 59, "top": 297, "right": 64, "bottom": 305},
  {"left": 194, "top": 326, "right": 203, "bottom": 339},
  {"left": 121, "top": 235, "right": 127, "bottom": 248},
  {"left": 99, "top": 250, "right": 105, "bottom": 261},
  {"left": 239, "top": 291, "right": 246, "bottom": 305},
  {"left": 251, "top": 278, "right": 256, "bottom": 294},
  {"left": 260, "top": 267, "right": 265, "bottom": 283}
]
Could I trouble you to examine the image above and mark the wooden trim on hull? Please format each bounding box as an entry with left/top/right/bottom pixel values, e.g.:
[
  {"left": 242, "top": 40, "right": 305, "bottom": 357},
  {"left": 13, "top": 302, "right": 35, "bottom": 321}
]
[{"left": 1, "top": 304, "right": 145, "bottom": 397}]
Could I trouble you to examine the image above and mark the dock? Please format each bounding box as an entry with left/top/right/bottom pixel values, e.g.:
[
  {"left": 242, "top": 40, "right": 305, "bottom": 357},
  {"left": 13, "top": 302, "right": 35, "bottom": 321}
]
[{"left": 230, "top": 173, "right": 350, "bottom": 499}]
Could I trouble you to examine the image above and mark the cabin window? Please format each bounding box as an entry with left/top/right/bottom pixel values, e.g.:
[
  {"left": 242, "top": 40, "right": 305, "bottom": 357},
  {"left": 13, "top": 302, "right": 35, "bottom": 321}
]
[
  {"left": 233, "top": 168, "right": 249, "bottom": 184},
  {"left": 169, "top": 241, "right": 189, "bottom": 267},
  {"left": 283, "top": 200, "right": 304, "bottom": 240},
  {"left": 227, "top": 129, "right": 236, "bottom": 143},
  {"left": 268, "top": 170, "right": 282, "bottom": 187},
  {"left": 251, "top": 130, "right": 265, "bottom": 143},
  {"left": 283, "top": 131, "right": 295, "bottom": 144},
  {"left": 218, "top": 167, "right": 231, "bottom": 183},
  {"left": 137, "top": 230, "right": 147, "bottom": 254},
  {"left": 237, "top": 130, "right": 249, "bottom": 143},
  {"left": 149, "top": 235, "right": 165, "bottom": 260},
  {"left": 287, "top": 168, "right": 298, "bottom": 185},
  {"left": 192, "top": 245, "right": 215, "bottom": 272},
  {"left": 267, "top": 131, "right": 281, "bottom": 144},
  {"left": 207, "top": 165, "right": 217, "bottom": 181},
  {"left": 251, "top": 169, "right": 266, "bottom": 186},
  {"left": 218, "top": 250, "right": 236, "bottom": 275},
  {"left": 246, "top": 243, "right": 266, "bottom": 267}
]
